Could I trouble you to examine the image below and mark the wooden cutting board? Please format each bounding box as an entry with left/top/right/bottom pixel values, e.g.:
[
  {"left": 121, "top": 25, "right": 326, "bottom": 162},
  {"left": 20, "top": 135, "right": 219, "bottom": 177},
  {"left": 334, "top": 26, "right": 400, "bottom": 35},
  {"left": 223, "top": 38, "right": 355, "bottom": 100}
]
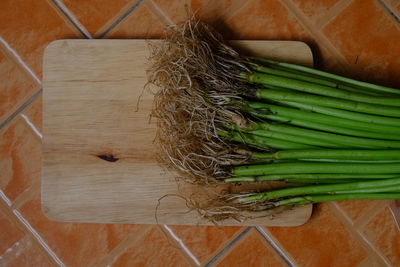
[{"left": 42, "top": 39, "right": 313, "bottom": 226}]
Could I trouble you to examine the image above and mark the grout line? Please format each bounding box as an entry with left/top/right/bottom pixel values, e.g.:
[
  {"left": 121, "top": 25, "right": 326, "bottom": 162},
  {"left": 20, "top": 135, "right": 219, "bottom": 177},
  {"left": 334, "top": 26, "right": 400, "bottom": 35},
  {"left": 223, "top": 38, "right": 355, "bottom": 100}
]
[
  {"left": 204, "top": 226, "right": 252, "bottom": 267},
  {"left": 388, "top": 201, "right": 400, "bottom": 232},
  {"left": 93, "top": 225, "right": 150, "bottom": 267},
  {"left": 327, "top": 202, "right": 392, "bottom": 267},
  {"left": 51, "top": 0, "right": 92, "bottom": 38},
  {"left": 353, "top": 201, "right": 388, "bottom": 230},
  {"left": 219, "top": 0, "right": 252, "bottom": 21},
  {"left": 162, "top": 225, "right": 200, "bottom": 266},
  {"left": 0, "top": 235, "right": 30, "bottom": 266},
  {"left": 11, "top": 183, "right": 41, "bottom": 211},
  {"left": 0, "top": 37, "right": 41, "bottom": 87},
  {"left": 146, "top": 0, "right": 174, "bottom": 25},
  {"left": 282, "top": 0, "right": 351, "bottom": 69},
  {"left": 20, "top": 114, "right": 43, "bottom": 139},
  {"left": 378, "top": 0, "right": 400, "bottom": 24},
  {"left": 12, "top": 210, "right": 65, "bottom": 267},
  {"left": 313, "top": 0, "right": 353, "bottom": 29},
  {"left": 356, "top": 254, "right": 382, "bottom": 267},
  {"left": 97, "top": 0, "right": 145, "bottom": 39},
  {"left": 0, "top": 89, "right": 42, "bottom": 131},
  {"left": 0, "top": 196, "right": 64, "bottom": 267},
  {"left": 0, "top": 190, "right": 12, "bottom": 207},
  {"left": 256, "top": 227, "right": 295, "bottom": 267}
]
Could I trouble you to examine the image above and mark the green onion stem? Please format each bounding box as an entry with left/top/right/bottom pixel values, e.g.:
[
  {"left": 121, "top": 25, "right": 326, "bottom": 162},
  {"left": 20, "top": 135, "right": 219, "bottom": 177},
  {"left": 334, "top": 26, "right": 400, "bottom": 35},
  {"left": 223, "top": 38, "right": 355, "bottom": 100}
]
[
  {"left": 251, "top": 149, "right": 400, "bottom": 161},
  {"left": 275, "top": 193, "right": 400, "bottom": 206},
  {"left": 246, "top": 101, "right": 400, "bottom": 136},
  {"left": 233, "top": 162, "right": 400, "bottom": 176},
  {"left": 253, "top": 60, "right": 389, "bottom": 96},
  {"left": 217, "top": 130, "right": 316, "bottom": 150},
  {"left": 251, "top": 65, "right": 337, "bottom": 87},
  {"left": 251, "top": 112, "right": 400, "bottom": 140},
  {"left": 245, "top": 72, "right": 400, "bottom": 107},
  {"left": 248, "top": 129, "right": 342, "bottom": 148},
  {"left": 283, "top": 178, "right": 373, "bottom": 184},
  {"left": 256, "top": 89, "right": 400, "bottom": 117},
  {"left": 252, "top": 64, "right": 380, "bottom": 96},
  {"left": 240, "top": 178, "right": 400, "bottom": 201},
  {"left": 254, "top": 123, "right": 400, "bottom": 149},
  {"left": 280, "top": 101, "right": 400, "bottom": 127},
  {"left": 253, "top": 58, "right": 400, "bottom": 95},
  {"left": 225, "top": 174, "right": 398, "bottom": 183},
  {"left": 335, "top": 184, "right": 400, "bottom": 194}
]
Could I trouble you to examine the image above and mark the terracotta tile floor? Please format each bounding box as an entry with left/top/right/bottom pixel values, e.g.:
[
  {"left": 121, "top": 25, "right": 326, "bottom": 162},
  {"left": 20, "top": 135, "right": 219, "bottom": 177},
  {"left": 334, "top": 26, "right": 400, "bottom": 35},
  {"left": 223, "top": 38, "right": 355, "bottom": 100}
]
[{"left": 1, "top": 0, "right": 400, "bottom": 266}]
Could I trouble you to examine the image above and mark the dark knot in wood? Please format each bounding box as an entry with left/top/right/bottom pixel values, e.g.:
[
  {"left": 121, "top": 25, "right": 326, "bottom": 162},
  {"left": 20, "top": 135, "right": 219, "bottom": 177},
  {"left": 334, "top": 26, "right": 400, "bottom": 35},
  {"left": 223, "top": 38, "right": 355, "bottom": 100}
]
[{"left": 97, "top": 154, "right": 119, "bottom": 162}]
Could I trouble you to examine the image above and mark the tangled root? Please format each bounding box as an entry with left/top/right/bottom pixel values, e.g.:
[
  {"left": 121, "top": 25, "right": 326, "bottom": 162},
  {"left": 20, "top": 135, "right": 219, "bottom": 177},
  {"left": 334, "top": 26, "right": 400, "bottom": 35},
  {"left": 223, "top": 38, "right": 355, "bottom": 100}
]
[
  {"left": 194, "top": 193, "right": 294, "bottom": 222},
  {"left": 148, "top": 17, "right": 255, "bottom": 183},
  {"left": 146, "top": 17, "right": 291, "bottom": 221}
]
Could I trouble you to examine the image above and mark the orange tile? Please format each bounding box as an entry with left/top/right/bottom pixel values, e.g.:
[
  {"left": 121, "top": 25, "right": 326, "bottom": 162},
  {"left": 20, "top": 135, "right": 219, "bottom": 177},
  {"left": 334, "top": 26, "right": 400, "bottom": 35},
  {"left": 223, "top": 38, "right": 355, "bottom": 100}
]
[
  {"left": 215, "top": 229, "right": 287, "bottom": 267},
  {"left": 0, "top": 0, "right": 82, "bottom": 78},
  {"left": 336, "top": 200, "right": 383, "bottom": 222},
  {"left": 323, "top": 0, "right": 400, "bottom": 88},
  {"left": 267, "top": 203, "right": 367, "bottom": 267},
  {"left": 190, "top": 0, "right": 243, "bottom": 25},
  {"left": 18, "top": 195, "right": 140, "bottom": 266},
  {"left": 292, "top": 0, "right": 339, "bottom": 22},
  {"left": 61, "top": 0, "right": 133, "bottom": 36},
  {"left": 356, "top": 254, "right": 383, "bottom": 267},
  {"left": 0, "top": 116, "right": 41, "bottom": 201},
  {"left": 152, "top": 0, "right": 189, "bottom": 24},
  {"left": 386, "top": 0, "right": 400, "bottom": 18},
  {"left": 112, "top": 226, "right": 191, "bottom": 267},
  {"left": 0, "top": 51, "right": 39, "bottom": 125},
  {"left": 8, "top": 243, "right": 53, "bottom": 267},
  {"left": 225, "top": 0, "right": 312, "bottom": 41},
  {"left": 362, "top": 206, "right": 400, "bottom": 266},
  {"left": 168, "top": 225, "right": 242, "bottom": 263},
  {"left": 105, "top": 3, "right": 165, "bottom": 38},
  {"left": 0, "top": 209, "right": 24, "bottom": 254}
]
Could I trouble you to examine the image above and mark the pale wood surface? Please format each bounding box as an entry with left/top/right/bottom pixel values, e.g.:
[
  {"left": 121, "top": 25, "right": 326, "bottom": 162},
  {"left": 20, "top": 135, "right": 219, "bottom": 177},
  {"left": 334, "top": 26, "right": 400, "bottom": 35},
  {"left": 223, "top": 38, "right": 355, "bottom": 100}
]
[{"left": 42, "top": 40, "right": 313, "bottom": 226}]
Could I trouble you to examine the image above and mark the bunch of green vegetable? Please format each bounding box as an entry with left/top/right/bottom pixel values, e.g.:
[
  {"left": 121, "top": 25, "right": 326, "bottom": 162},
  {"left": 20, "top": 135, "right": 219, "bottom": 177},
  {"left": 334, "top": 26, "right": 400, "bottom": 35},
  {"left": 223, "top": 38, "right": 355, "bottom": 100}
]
[{"left": 148, "top": 18, "right": 400, "bottom": 221}]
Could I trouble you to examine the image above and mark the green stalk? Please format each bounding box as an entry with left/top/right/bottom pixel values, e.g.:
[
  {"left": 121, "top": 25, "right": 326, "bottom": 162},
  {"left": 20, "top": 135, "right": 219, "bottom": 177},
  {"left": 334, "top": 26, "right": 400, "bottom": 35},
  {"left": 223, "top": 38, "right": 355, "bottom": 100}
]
[
  {"left": 246, "top": 102, "right": 400, "bottom": 137},
  {"left": 251, "top": 65, "right": 337, "bottom": 87},
  {"left": 335, "top": 184, "right": 400, "bottom": 194},
  {"left": 298, "top": 159, "right": 400, "bottom": 163},
  {"left": 224, "top": 177, "right": 257, "bottom": 182},
  {"left": 251, "top": 149, "right": 400, "bottom": 161},
  {"left": 253, "top": 64, "right": 380, "bottom": 96},
  {"left": 256, "top": 123, "right": 400, "bottom": 149},
  {"left": 280, "top": 101, "right": 400, "bottom": 127},
  {"left": 256, "top": 89, "right": 400, "bottom": 117},
  {"left": 232, "top": 162, "right": 400, "bottom": 176},
  {"left": 249, "top": 129, "right": 342, "bottom": 148},
  {"left": 225, "top": 177, "right": 375, "bottom": 184},
  {"left": 225, "top": 174, "right": 398, "bottom": 183},
  {"left": 251, "top": 112, "right": 400, "bottom": 140},
  {"left": 284, "top": 178, "right": 372, "bottom": 184},
  {"left": 218, "top": 130, "right": 316, "bottom": 150},
  {"left": 239, "top": 178, "right": 400, "bottom": 201},
  {"left": 253, "top": 59, "right": 389, "bottom": 96},
  {"left": 244, "top": 72, "right": 400, "bottom": 107},
  {"left": 253, "top": 58, "right": 400, "bottom": 95},
  {"left": 275, "top": 193, "right": 400, "bottom": 206}
]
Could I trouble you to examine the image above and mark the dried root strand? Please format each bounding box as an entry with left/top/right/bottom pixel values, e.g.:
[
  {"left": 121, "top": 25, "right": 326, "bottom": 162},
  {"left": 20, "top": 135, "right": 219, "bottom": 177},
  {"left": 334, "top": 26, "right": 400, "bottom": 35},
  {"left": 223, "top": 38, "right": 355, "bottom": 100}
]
[
  {"left": 194, "top": 192, "right": 295, "bottom": 222},
  {"left": 148, "top": 17, "right": 254, "bottom": 184}
]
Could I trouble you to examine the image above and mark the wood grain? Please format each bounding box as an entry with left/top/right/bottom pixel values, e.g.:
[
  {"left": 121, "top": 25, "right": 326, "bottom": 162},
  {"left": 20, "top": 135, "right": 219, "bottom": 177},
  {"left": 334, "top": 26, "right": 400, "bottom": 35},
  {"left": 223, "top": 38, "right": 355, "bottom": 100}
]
[{"left": 42, "top": 40, "right": 313, "bottom": 226}]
